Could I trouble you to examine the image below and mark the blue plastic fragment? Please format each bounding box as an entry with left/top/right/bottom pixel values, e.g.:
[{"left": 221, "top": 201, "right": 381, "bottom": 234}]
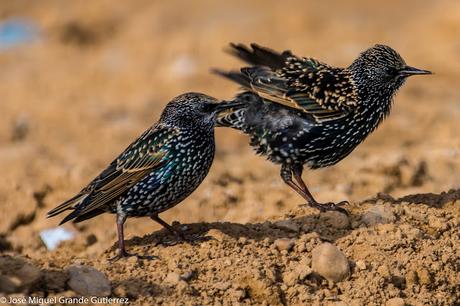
[{"left": 0, "top": 18, "right": 40, "bottom": 49}]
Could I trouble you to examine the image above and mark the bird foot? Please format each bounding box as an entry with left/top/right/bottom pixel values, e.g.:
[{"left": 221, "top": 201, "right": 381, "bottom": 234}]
[
  {"left": 300, "top": 200, "right": 349, "bottom": 215},
  {"left": 109, "top": 250, "right": 158, "bottom": 262}
]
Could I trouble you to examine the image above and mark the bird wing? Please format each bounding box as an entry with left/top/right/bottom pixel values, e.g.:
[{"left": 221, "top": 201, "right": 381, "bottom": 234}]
[
  {"left": 47, "top": 124, "right": 180, "bottom": 224},
  {"left": 215, "top": 44, "right": 359, "bottom": 122}
]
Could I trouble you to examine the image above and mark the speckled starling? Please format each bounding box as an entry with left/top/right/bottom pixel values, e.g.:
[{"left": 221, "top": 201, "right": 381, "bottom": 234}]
[
  {"left": 214, "top": 43, "right": 431, "bottom": 213},
  {"left": 47, "top": 93, "right": 237, "bottom": 260}
]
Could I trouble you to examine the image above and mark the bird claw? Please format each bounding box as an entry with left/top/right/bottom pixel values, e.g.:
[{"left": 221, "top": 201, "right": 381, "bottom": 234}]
[
  {"left": 108, "top": 251, "right": 158, "bottom": 262},
  {"left": 300, "top": 200, "right": 350, "bottom": 216},
  {"left": 318, "top": 202, "right": 349, "bottom": 215}
]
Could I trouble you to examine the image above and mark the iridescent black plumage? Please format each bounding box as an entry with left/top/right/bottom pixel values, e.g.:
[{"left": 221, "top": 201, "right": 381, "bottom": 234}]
[
  {"left": 215, "top": 43, "right": 431, "bottom": 213},
  {"left": 47, "top": 93, "right": 236, "bottom": 260}
]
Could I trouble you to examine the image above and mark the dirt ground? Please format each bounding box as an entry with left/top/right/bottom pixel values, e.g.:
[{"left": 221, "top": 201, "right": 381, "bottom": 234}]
[{"left": 0, "top": 0, "right": 459, "bottom": 305}]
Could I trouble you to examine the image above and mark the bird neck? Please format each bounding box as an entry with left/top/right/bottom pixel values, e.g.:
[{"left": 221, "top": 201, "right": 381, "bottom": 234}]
[
  {"left": 357, "top": 90, "right": 394, "bottom": 130},
  {"left": 348, "top": 67, "right": 400, "bottom": 125}
]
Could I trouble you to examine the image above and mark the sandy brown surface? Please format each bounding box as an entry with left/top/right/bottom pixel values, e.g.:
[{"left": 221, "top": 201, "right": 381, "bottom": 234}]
[{"left": 0, "top": 0, "right": 459, "bottom": 305}]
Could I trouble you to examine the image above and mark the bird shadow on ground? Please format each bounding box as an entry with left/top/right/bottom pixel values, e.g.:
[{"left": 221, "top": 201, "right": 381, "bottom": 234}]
[
  {"left": 361, "top": 188, "right": 459, "bottom": 208},
  {"left": 125, "top": 208, "right": 361, "bottom": 251}
]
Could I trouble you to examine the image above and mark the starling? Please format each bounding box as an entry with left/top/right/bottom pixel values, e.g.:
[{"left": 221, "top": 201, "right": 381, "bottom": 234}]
[
  {"left": 47, "top": 93, "right": 237, "bottom": 260},
  {"left": 214, "top": 43, "right": 431, "bottom": 213}
]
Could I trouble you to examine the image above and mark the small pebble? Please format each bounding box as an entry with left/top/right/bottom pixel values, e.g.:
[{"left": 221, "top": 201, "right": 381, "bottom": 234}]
[
  {"left": 319, "top": 211, "right": 350, "bottom": 229},
  {"left": 180, "top": 271, "right": 194, "bottom": 282},
  {"left": 428, "top": 216, "right": 448, "bottom": 231},
  {"left": 312, "top": 242, "right": 350, "bottom": 283},
  {"left": 362, "top": 204, "right": 395, "bottom": 226},
  {"left": 405, "top": 270, "right": 418, "bottom": 286},
  {"left": 238, "top": 237, "right": 248, "bottom": 245},
  {"left": 355, "top": 260, "right": 367, "bottom": 271},
  {"left": 214, "top": 281, "right": 231, "bottom": 291},
  {"left": 274, "top": 238, "right": 295, "bottom": 252},
  {"left": 11, "top": 115, "right": 30, "bottom": 142},
  {"left": 43, "top": 270, "right": 69, "bottom": 292},
  {"left": 282, "top": 271, "right": 298, "bottom": 286},
  {"left": 85, "top": 234, "right": 97, "bottom": 246},
  {"left": 126, "top": 256, "right": 138, "bottom": 264},
  {"left": 15, "top": 263, "right": 42, "bottom": 287},
  {"left": 295, "top": 258, "right": 313, "bottom": 280},
  {"left": 67, "top": 265, "right": 111, "bottom": 296},
  {"left": 230, "top": 288, "right": 246, "bottom": 301},
  {"left": 0, "top": 259, "right": 42, "bottom": 294},
  {"left": 417, "top": 268, "right": 432, "bottom": 286},
  {"left": 0, "top": 275, "right": 21, "bottom": 293},
  {"left": 385, "top": 297, "right": 405, "bottom": 306},
  {"left": 377, "top": 265, "right": 391, "bottom": 278},
  {"left": 206, "top": 229, "right": 227, "bottom": 242},
  {"left": 165, "top": 272, "right": 181, "bottom": 285}
]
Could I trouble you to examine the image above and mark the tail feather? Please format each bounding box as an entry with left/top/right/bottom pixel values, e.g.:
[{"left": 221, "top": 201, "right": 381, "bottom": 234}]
[
  {"left": 46, "top": 193, "right": 88, "bottom": 218},
  {"left": 57, "top": 206, "right": 105, "bottom": 225},
  {"left": 72, "top": 209, "right": 105, "bottom": 223},
  {"left": 226, "top": 43, "right": 293, "bottom": 69},
  {"left": 211, "top": 68, "right": 252, "bottom": 89}
]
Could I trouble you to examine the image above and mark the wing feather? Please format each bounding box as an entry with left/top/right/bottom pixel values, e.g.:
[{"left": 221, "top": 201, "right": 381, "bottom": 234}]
[
  {"left": 48, "top": 124, "right": 179, "bottom": 223},
  {"left": 215, "top": 43, "right": 360, "bottom": 122}
]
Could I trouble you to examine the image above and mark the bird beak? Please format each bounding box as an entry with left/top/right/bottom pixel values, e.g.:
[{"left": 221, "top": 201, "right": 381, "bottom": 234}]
[
  {"left": 213, "top": 100, "right": 244, "bottom": 112},
  {"left": 398, "top": 66, "right": 432, "bottom": 77}
]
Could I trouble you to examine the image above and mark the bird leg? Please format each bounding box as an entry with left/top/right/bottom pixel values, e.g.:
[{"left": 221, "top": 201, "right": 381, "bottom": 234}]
[
  {"left": 109, "top": 213, "right": 156, "bottom": 261},
  {"left": 280, "top": 164, "right": 311, "bottom": 201},
  {"left": 281, "top": 164, "right": 349, "bottom": 215}
]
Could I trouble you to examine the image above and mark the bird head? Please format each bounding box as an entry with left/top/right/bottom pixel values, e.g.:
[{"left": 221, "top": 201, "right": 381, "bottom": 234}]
[
  {"left": 349, "top": 44, "right": 431, "bottom": 96},
  {"left": 160, "top": 93, "right": 241, "bottom": 128}
]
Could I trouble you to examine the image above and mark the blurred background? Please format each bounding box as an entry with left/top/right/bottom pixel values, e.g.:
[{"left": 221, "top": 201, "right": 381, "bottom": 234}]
[{"left": 0, "top": 0, "right": 459, "bottom": 256}]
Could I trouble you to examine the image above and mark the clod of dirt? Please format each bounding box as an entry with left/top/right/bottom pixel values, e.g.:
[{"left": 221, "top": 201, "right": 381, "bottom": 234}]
[
  {"left": 362, "top": 204, "right": 395, "bottom": 226},
  {"left": 273, "top": 220, "right": 300, "bottom": 232},
  {"left": 312, "top": 242, "right": 350, "bottom": 283},
  {"left": 405, "top": 270, "right": 418, "bottom": 287},
  {"left": 214, "top": 281, "right": 231, "bottom": 291},
  {"left": 319, "top": 211, "right": 350, "bottom": 229},
  {"left": 282, "top": 258, "right": 312, "bottom": 286},
  {"left": 206, "top": 228, "right": 230, "bottom": 242},
  {"left": 416, "top": 268, "right": 433, "bottom": 286},
  {"left": 165, "top": 272, "right": 181, "bottom": 285},
  {"left": 274, "top": 238, "right": 295, "bottom": 251},
  {"left": 385, "top": 297, "right": 405, "bottom": 306},
  {"left": 42, "top": 270, "right": 69, "bottom": 292},
  {"left": 0, "top": 255, "right": 41, "bottom": 294},
  {"left": 85, "top": 234, "right": 98, "bottom": 246},
  {"left": 59, "top": 20, "right": 116, "bottom": 46},
  {"left": 355, "top": 260, "right": 367, "bottom": 271},
  {"left": 10, "top": 115, "right": 30, "bottom": 142},
  {"left": 180, "top": 271, "right": 194, "bottom": 282},
  {"left": 0, "top": 234, "right": 12, "bottom": 251},
  {"left": 67, "top": 265, "right": 111, "bottom": 296},
  {"left": 377, "top": 265, "right": 391, "bottom": 278}
]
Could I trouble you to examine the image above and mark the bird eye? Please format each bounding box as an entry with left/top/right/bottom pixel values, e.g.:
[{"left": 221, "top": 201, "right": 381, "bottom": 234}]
[
  {"left": 202, "top": 103, "right": 216, "bottom": 113},
  {"left": 387, "top": 67, "right": 399, "bottom": 76}
]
